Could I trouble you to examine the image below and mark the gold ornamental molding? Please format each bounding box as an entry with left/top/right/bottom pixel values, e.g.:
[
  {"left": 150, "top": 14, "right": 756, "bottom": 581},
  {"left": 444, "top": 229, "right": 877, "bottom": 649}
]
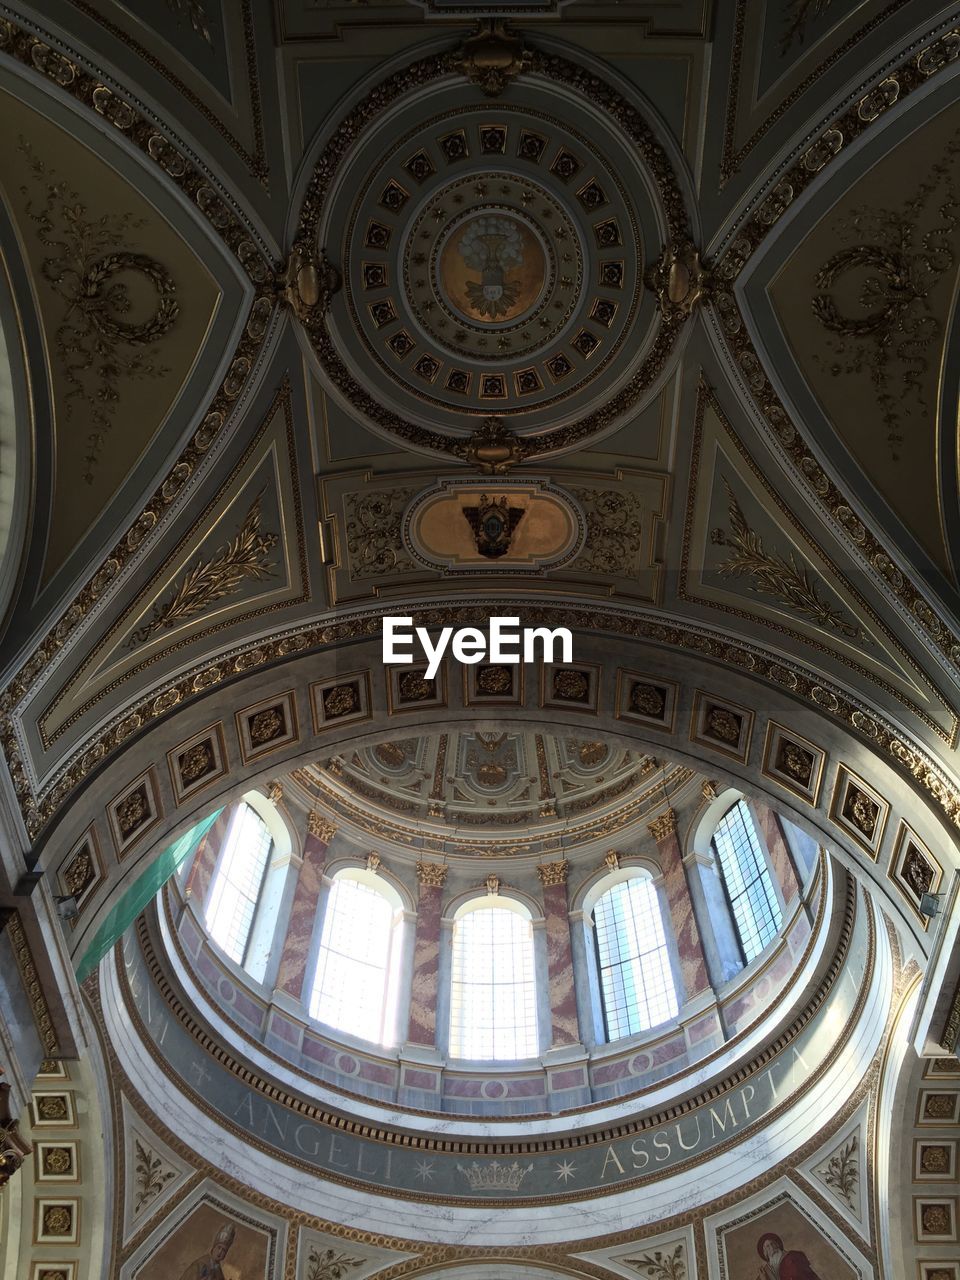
[
  {"left": 11, "top": 597, "right": 960, "bottom": 857},
  {"left": 710, "top": 22, "right": 960, "bottom": 676},
  {"left": 536, "top": 860, "right": 569, "bottom": 886},
  {"left": 647, "top": 809, "right": 678, "bottom": 842},
  {"left": 415, "top": 861, "right": 449, "bottom": 888},
  {"left": 306, "top": 812, "right": 337, "bottom": 842},
  {"left": 7, "top": 912, "right": 59, "bottom": 1057}
]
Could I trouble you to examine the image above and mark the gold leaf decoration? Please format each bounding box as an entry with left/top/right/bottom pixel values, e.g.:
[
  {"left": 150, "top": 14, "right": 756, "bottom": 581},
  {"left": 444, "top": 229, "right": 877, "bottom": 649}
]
[
  {"left": 127, "top": 491, "right": 278, "bottom": 648},
  {"left": 716, "top": 481, "right": 861, "bottom": 639}
]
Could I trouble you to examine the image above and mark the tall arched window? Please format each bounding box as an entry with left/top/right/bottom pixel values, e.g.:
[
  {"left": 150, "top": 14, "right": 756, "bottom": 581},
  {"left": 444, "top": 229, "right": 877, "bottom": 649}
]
[
  {"left": 592, "top": 875, "right": 678, "bottom": 1040},
  {"left": 309, "top": 870, "right": 403, "bottom": 1046},
  {"left": 205, "top": 801, "right": 273, "bottom": 965},
  {"left": 712, "top": 799, "right": 782, "bottom": 964},
  {"left": 449, "top": 898, "right": 538, "bottom": 1061}
]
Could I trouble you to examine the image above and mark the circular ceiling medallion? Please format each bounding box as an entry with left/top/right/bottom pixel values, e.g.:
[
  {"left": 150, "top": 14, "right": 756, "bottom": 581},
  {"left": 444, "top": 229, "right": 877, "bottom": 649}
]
[{"left": 294, "top": 48, "right": 690, "bottom": 457}]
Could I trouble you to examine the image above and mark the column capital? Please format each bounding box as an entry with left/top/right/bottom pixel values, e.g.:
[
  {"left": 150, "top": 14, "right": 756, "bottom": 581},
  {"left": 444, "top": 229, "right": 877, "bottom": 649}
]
[
  {"left": 307, "top": 810, "right": 337, "bottom": 841},
  {"left": 537, "top": 860, "right": 569, "bottom": 886},
  {"left": 416, "top": 861, "right": 448, "bottom": 887},
  {"left": 648, "top": 808, "right": 678, "bottom": 842}
]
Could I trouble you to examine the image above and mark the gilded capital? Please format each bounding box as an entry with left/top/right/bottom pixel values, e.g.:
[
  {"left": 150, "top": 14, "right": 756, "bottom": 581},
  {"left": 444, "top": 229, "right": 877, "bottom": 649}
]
[
  {"left": 537, "top": 860, "right": 569, "bottom": 887},
  {"left": 416, "top": 861, "right": 448, "bottom": 888},
  {"left": 307, "top": 810, "right": 337, "bottom": 842},
  {"left": 648, "top": 808, "right": 678, "bottom": 842}
]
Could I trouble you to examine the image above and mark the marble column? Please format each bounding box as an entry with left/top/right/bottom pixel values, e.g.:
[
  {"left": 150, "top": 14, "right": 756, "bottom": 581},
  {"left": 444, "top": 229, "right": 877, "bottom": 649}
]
[
  {"left": 648, "top": 809, "right": 711, "bottom": 999},
  {"left": 184, "top": 806, "right": 233, "bottom": 908},
  {"left": 537, "top": 860, "right": 580, "bottom": 1047},
  {"left": 406, "top": 862, "right": 448, "bottom": 1047},
  {"left": 274, "top": 812, "right": 336, "bottom": 1001},
  {"left": 752, "top": 801, "right": 801, "bottom": 906}
]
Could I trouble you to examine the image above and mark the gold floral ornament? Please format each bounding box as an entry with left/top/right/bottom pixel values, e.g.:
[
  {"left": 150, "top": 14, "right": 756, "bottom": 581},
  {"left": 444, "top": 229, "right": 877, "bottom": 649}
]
[
  {"left": 20, "top": 143, "right": 179, "bottom": 483},
  {"left": 716, "top": 481, "right": 862, "bottom": 639},
  {"left": 126, "top": 490, "right": 278, "bottom": 648}
]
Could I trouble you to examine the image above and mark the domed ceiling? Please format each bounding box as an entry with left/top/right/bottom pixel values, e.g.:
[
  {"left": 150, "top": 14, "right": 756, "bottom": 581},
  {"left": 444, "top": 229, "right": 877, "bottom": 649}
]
[
  {"left": 315, "top": 728, "right": 655, "bottom": 826},
  {"left": 294, "top": 43, "right": 688, "bottom": 456}
]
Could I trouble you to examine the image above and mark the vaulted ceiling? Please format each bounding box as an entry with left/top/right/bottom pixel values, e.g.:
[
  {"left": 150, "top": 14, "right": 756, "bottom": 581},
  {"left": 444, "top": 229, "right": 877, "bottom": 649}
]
[{"left": 3, "top": 2, "right": 960, "bottom": 1277}]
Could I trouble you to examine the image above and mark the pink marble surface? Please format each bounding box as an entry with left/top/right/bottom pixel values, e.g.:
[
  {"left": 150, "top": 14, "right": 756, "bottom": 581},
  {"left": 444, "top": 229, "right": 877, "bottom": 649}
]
[
  {"left": 542, "top": 880, "right": 580, "bottom": 1046},
  {"left": 653, "top": 827, "right": 710, "bottom": 997},
  {"left": 188, "top": 808, "right": 232, "bottom": 906},
  {"left": 754, "top": 802, "right": 801, "bottom": 904},
  {"left": 406, "top": 882, "right": 443, "bottom": 1045},
  {"left": 275, "top": 830, "right": 329, "bottom": 999}
]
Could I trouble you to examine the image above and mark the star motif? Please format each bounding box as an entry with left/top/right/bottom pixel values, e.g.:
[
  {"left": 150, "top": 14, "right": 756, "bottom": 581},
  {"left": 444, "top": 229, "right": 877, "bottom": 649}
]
[
  {"left": 539, "top": 316, "right": 551, "bottom": 327},
  {"left": 474, "top": 182, "right": 488, "bottom": 197},
  {"left": 554, "top": 226, "right": 568, "bottom": 240},
  {"left": 454, "top": 329, "right": 468, "bottom": 343},
  {"left": 497, "top": 335, "right": 512, "bottom": 351},
  {"left": 500, "top": 183, "right": 511, "bottom": 194},
  {"left": 432, "top": 207, "right": 446, "bottom": 220},
  {"left": 453, "top": 193, "right": 464, "bottom": 205},
  {"left": 413, "top": 252, "right": 427, "bottom": 266},
  {"left": 555, "top": 1160, "right": 577, "bottom": 1183},
  {"left": 521, "top": 192, "right": 535, "bottom": 205},
  {"left": 415, "top": 1159, "right": 435, "bottom": 1182},
  {"left": 560, "top": 276, "right": 573, "bottom": 289}
]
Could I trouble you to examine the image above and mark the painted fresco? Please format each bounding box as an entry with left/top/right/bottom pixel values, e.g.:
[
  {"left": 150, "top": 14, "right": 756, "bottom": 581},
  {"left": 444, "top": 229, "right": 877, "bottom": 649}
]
[
  {"left": 136, "top": 1203, "right": 271, "bottom": 1280},
  {"left": 720, "top": 1198, "right": 858, "bottom": 1279}
]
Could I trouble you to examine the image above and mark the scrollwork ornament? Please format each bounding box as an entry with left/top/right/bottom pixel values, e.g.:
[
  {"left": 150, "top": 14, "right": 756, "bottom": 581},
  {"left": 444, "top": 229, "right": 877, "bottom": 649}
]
[
  {"left": 645, "top": 241, "right": 711, "bottom": 321},
  {"left": 452, "top": 20, "right": 531, "bottom": 98},
  {"left": 19, "top": 143, "right": 179, "bottom": 481}
]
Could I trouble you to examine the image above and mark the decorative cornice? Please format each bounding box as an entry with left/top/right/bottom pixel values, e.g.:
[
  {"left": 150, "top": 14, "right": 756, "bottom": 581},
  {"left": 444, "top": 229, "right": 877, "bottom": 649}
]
[
  {"left": 648, "top": 809, "right": 678, "bottom": 842},
  {"left": 7, "top": 913, "right": 58, "bottom": 1056},
  {"left": 415, "top": 861, "right": 448, "bottom": 888},
  {"left": 536, "top": 860, "right": 569, "bottom": 887},
  {"left": 307, "top": 812, "right": 337, "bottom": 843}
]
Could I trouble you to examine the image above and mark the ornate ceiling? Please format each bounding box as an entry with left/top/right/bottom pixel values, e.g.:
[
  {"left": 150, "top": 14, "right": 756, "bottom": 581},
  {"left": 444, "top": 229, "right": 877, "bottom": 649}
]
[{"left": 2, "top": 1, "right": 960, "bottom": 1278}]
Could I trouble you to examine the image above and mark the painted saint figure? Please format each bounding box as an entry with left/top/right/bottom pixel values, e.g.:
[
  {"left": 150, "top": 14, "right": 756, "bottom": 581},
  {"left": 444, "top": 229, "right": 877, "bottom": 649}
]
[
  {"left": 756, "top": 1232, "right": 822, "bottom": 1280},
  {"left": 457, "top": 215, "right": 524, "bottom": 318},
  {"left": 178, "top": 1222, "right": 237, "bottom": 1280}
]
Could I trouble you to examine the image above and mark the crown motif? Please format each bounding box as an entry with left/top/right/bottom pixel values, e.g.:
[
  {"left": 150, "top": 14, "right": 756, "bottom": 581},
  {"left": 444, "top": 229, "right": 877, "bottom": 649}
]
[{"left": 456, "top": 1160, "right": 533, "bottom": 1193}]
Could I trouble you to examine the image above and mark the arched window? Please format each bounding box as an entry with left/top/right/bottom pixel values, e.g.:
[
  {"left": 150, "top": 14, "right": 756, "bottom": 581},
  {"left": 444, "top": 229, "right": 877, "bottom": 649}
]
[
  {"left": 592, "top": 875, "right": 678, "bottom": 1040},
  {"left": 309, "top": 871, "right": 403, "bottom": 1046},
  {"left": 712, "top": 799, "right": 782, "bottom": 964},
  {"left": 205, "top": 801, "right": 273, "bottom": 965},
  {"left": 449, "top": 898, "right": 538, "bottom": 1061}
]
